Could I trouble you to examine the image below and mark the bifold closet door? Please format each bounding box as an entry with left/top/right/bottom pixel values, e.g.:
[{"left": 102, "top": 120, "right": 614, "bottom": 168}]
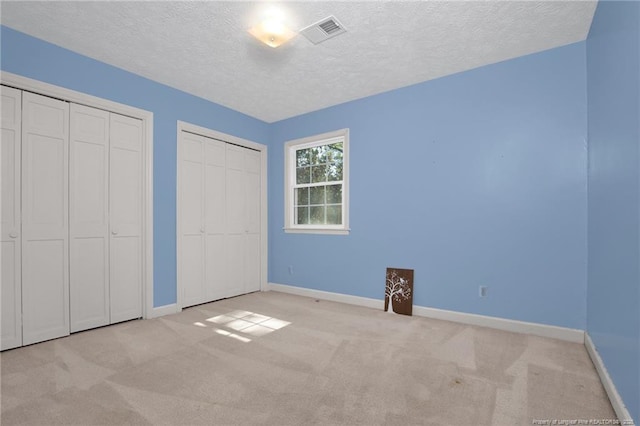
[
  {"left": 110, "top": 114, "right": 143, "bottom": 323},
  {"left": 204, "top": 138, "right": 226, "bottom": 301},
  {"left": 21, "top": 91, "right": 70, "bottom": 346},
  {"left": 178, "top": 131, "right": 261, "bottom": 308},
  {"left": 1, "top": 86, "right": 23, "bottom": 350},
  {"left": 179, "top": 133, "right": 206, "bottom": 307},
  {"left": 57, "top": 106, "right": 142, "bottom": 332},
  {"left": 224, "top": 145, "right": 261, "bottom": 298},
  {"left": 69, "top": 104, "right": 110, "bottom": 333},
  {"left": 243, "top": 148, "right": 261, "bottom": 294}
]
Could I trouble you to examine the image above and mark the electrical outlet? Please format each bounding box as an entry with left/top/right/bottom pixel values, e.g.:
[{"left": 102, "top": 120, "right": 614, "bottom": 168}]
[
  {"left": 479, "top": 286, "right": 488, "bottom": 297},
  {"left": 288, "top": 265, "right": 294, "bottom": 275}
]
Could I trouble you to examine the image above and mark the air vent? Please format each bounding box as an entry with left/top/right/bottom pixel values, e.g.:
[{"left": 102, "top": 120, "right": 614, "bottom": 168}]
[
  {"left": 300, "top": 16, "right": 347, "bottom": 45},
  {"left": 319, "top": 19, "right": 340, "bottom": 34}
]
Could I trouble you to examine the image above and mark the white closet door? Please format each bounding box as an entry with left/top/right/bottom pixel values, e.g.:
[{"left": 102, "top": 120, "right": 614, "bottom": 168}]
[
  {"left": 179, "top": 133, "right": 206, "bottom": 307},
  {"left": 205, "top": 138, "right": 226, "bottom": 301},
  {"left": 110, "top": 113, "right": 142, "bottom": 323},
  {"left": 1, "top": 86, "right": 22, "bottom": 350},
  {"left": 178, "top": 129, "right": 263, "bottom": 307},
  {"left": 21, "top": 91, "right": 70, "bottom": 346},
  {"left": 69, "top": 104, "right": 110, "bottom": 332},
  {"left": 244, "top": 149, "right": 261, "bottom": 294},
  {"left": 225, "top": 145, "right": 248, "bottom": 299}
]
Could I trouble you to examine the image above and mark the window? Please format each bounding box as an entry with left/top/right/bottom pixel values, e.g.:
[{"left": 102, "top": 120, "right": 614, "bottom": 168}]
[{"left": 284, "top": 129, "right": 349, "bottom": 234}]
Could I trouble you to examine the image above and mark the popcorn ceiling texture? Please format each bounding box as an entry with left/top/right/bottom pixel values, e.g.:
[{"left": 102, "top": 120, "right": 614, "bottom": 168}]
[{"left": 1, "top": 1, "right": 596, "bottom": 123}]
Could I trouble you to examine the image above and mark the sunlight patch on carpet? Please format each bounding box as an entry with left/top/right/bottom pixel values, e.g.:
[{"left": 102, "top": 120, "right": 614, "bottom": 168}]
[{"left": 194, "top": 309, "right": 292, "bottom": 342}]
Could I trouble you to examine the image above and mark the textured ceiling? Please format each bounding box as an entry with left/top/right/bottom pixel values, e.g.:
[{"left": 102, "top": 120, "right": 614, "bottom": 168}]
[{"left": 1, "top": 1, "right": 597, "bottom": 123}]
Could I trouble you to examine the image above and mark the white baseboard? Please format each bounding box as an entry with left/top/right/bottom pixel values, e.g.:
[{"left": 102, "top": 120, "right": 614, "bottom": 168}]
[
  {"left": 266, "top": 282, "right": 584, "bottom": 343},
  {"left": 413, "top": 305, "right": 584, "bottom": 343},
  {"left": 267, "top": 282, "right": 383, "bottom": 310},
  {"left": 585, "top": 333, "right": 635, "bottom": 425},
  {"left": 149, "top": 303, "right": 181, "bottom": 319}
]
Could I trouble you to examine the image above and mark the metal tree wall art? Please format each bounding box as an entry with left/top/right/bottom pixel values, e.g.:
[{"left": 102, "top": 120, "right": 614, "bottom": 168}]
[{"left": 385, "top": 268, "right": 414, "bottom": 316}]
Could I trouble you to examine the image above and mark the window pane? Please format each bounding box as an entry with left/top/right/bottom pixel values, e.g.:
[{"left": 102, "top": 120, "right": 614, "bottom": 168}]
[
  {"left": 330, "top": 144, "right": 343, "bottom": 162},
  {"left": 326, "top": 148, "right": 334, "bottom": 163},
  {"left": 317, "top": 146, "right": 329, "bottom": 163},
  {"left": 310, "top": 206, "right": 325, "bottom": 224},
  {"left": 295, "top": 187, "right": 309, "bottom": 206},
  {"left": 326, "top": 184, "right": 342, "bottom": 204},
  {"left": 296, "top": 166, "right": 310, "bottom": 184},
  {"left": 311, "top": 165, "right": 327, "bottom": 183},
  {"left": 310, "top": 186, "right": 325, "bottom": 205},
  {"left": 296, "top": 149, "right": 310, "bottom": 167},
  {"left": 296, "top": 207, "right": 309, "bottom": 224},
  {"left": 327, "top": 162, "right": 343, "bottom": 181},
  {"left": 310, "top": 147, "right": 323, "bottom": 165},
  {"left": 326, "top": 205, "right": 342, "bottom": 224}
]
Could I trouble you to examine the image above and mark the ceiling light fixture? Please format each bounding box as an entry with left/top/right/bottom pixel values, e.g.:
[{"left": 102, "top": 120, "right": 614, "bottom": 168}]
[{"left": 248, "top": 9, "right": 296, "bottom": 48}]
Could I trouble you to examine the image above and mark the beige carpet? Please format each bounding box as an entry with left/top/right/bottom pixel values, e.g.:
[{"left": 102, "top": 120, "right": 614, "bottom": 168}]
[{"left": 1, "top": 291, "right": 616, "bottom": 425}]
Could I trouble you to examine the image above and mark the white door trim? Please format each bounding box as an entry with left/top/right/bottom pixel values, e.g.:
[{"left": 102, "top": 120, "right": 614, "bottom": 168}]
[
  {"left": 176, "top": 120, "right": 268, "bottom": 311},
  {"left": 1, "top": 71, "right": 154, "bottom": 320}
]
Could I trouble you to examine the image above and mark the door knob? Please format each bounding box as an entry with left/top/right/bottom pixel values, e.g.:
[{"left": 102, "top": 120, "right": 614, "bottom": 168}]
[
  {"left": 111, "top": 229, "right": 118, "bottom": 235},
  {"left": 9, "top": 231, "right": 18, "bottom": 238},
  {"left": 200, "top": 228, "right": 205, "bottom": 233}
]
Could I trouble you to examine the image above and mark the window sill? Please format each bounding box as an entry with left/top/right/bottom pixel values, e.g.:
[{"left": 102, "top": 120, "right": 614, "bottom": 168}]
[{"left": 283, "top": 227, "right": 350, "bottom": 235}]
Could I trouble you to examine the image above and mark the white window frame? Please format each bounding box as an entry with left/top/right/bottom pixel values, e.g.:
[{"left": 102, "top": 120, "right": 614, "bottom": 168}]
[{"left": 284, "top": 128, "right": 350, "bottom": 235}]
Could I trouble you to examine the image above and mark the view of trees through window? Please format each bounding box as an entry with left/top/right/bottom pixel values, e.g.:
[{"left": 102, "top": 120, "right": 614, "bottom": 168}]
[{"left": 294, "top": 142, "right": 343, "bottom": 225}]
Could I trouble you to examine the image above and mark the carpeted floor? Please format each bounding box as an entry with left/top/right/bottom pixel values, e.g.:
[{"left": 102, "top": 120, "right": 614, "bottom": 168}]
[{"left": 1, "top": 291, "right": 616, "bottom": 425}]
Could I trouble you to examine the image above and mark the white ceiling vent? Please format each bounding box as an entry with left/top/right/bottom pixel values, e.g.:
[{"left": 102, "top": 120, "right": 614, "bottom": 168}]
[{"left": 300, "top": 16, "right": 347, "bottom": 45}]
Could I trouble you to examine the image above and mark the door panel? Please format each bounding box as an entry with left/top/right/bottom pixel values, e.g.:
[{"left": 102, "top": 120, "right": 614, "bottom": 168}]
[
  {"left": 206, "top": 234, "right": 225, "bottom": 300},
  {"left": 1, "top": 129, "right": 18, "bottom": 228},
  {"left": 225, "top": 149, "right": 245, "bottom": 298},
  {"left": 110, "top": 148, "right": 141, "bottom": 234},
  {"left": 1, "top": 86, "right": 22, "bottom": 350},
  {"left": 205, "top": 139, "right": 225, "bottom": 166},
  {"left": 245, "top": 164, "right": 261, "bottom": 234},
  {"left": 22, "top": 240, "right": 67, "bottom": 344},
  {"left": 71, "top": 238, "right": 108, "bottom": 329},
  {"left": 244, "top": 149, "right": 261, "bottom": 294},
  {"left": 204, "top": 139, "right": 225, "bottom": 302},
  {"left": 182, "top": 235, "right": 205, "bottom": 306},
  {"left": 224, "top": 234, "right": 244, "bottom": 298},
  {"left": 226, "top": 145, "right": 244, "bottom": 170},
  {"left": 69, "top": 104, "right": 110, "bottom": 332},
  {"left": 73, "top": 142, "right": 108, "bottom": 228},
  {"left": 179, "top": 133, "right": 205, "bottom": 308},
  {"left": 182, "top": 159, "right": 204, "bottom": 234},
  {"left": 27, "top": 135, "right": 66, "bottom": 227},
  {"left": 226, "top": 167, "right": 245, "bottom": 235},
  {"left": 244, "top": 234, "right": 261, "bottom": 293},
  {"left": 206, "top": 164, "right": 225, "bottom": 234},
  {"left": 205, "top": 139, "right": 225, "bottom": 235},
  {"left": 110, "top": 113, "right": 142, "bottom": 323},
  {"left": 110, "top": 237, "right": 141, "bottom": 323},
  {"left": 21, "top": 92, "right": 69, "bottom": 346},
  {"left": 1, "top": 242, "right": 20, "bottom": 349}
]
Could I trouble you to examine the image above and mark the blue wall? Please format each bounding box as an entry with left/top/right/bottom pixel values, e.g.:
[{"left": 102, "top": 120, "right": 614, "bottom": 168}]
[
  {"left": 0, "top": 26, "right": 270, "bottom": 307},
  {"left": 270, "top": 42, "right": 588, "bottom": 330},
  {"left": 587, "top": 1, "right": 640, "bottom": 423}
]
